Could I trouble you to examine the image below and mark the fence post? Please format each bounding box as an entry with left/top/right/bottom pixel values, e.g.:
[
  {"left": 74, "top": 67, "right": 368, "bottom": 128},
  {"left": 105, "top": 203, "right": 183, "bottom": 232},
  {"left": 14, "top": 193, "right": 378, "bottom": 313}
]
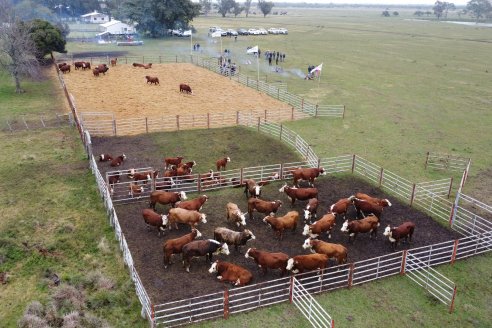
[
  {"left": 279, "top": 124, "right": 283, "bottom": 140},
  {"left": 289, "top": 276, "right": 294, "bottom": 303},
  {"left": 257, "top": 117, "right": 261, "bottom": 132},
  {"left": 315, "top": 104, "right": 318, "bottom": 117},
  {"left": 277, "top": 88, "right": 280, "bottom": 99},
  {"left": 279, "top": 163, "right": 284, "bottom": 179},
  {"left": 240, "top": 168, "right": 244, "bottom": 185},
  {"left": 342, "top": 105, "right": 346, "bottom": 119},
  {"left": 112, "top": 119, "right": 117, "bottom": 136},
  {"left": 176, "top": 115, "right": 180, "bottom": 130},
  {"left": 301, "top": 98, "right": 304, "bottom": 111},
  {"left": 247, "top": 76, "right": 249, "bottom": 87},
  {"left": 224, "top": 288, "right": 230, "bottom": 319},
  {"left": 378, "top": 168, "right": 384, "bottom": 187},
  {"left": 145, "top": 117, "right": 149, "bottom": 133},
  {"left": 291, "top": 107, "right": 294, "bottom": 120},
  {"left": 447, "top": 177, "right": 453, "bottom": 199},
  {"left": 317, "top": 158, "right": 321, "bottom": 170},
  {"left": 305, "top": 145, "right": 310, "bottom": 161},
  {"left": 197, "top": 174, "right": 201, "bottom": 192},
  {"left": 175, "top": 55, "right": 178, "bottom": 63},
  {"left": 425, "top": 152, "right": 430, "bottom": 169},
  {"left": 448, "top": 203, "right": 456, "bottom": 227},
  {"left": 449, "top": 286, "right": 457, "bottom": 313},
  {"left": 450, "top": 240, "right": 459, "bottom": 265},
  {"left": 351, "top": 155, "right": 356, "bottom": 174},
  {"left": 400, "top": 250, "right": 408, "bottom": 276},
  {"left": 264, "top": 109, "right": 267, "bottom": 121},
  {"left": 207, "top": 113, "right": 210, "bottom": 129},
  {"left": 347, "top": 263, "right": 354, "bottom": 289},
  {"left": 410, "top": 183, "right": 417, "bottom": 207},
  {"left": 151, "top": 304, "right": 155, "bottom": 324}
]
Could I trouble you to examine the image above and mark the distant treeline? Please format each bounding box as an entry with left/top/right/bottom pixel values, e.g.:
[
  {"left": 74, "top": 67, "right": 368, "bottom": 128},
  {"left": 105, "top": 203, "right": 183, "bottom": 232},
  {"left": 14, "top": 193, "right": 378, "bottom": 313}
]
[{"left": 273, "top": 2, "right": 460, "bottom": 9}]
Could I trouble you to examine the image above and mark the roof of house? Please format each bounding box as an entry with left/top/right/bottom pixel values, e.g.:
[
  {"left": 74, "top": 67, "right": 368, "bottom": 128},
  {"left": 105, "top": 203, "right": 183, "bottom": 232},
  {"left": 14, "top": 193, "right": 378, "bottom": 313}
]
[
  {"left": 100, "top": 20, "right": 128, "bottom": 28},
  {"left": 81, "top": 11, "right": 107, "bottom": 18}
]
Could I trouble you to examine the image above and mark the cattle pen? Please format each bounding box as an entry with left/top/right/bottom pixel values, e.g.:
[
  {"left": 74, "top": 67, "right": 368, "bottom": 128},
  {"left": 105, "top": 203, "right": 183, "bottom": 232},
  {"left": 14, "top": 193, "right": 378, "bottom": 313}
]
[{"left": 56, "top": 62, "right": 492, "bottom": 327}]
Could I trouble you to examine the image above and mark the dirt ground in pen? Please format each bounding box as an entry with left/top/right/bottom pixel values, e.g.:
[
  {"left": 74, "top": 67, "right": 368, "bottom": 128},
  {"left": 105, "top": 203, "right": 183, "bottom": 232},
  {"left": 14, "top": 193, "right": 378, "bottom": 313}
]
[
  {"left": 109, "top": 176, "right": 461, "bottom": 305},
  {"left": 61, "top": 63, "right": 292, "bottom": 118}
]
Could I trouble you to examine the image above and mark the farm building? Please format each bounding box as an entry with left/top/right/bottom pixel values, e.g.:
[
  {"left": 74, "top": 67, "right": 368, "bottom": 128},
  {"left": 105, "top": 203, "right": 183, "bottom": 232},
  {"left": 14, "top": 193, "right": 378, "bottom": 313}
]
[
  {"left": 98, "top": 20, "right": 136, "bottom": 35},
  {"left": 80, "top": 10, "right": 109, "bottom": 23}
]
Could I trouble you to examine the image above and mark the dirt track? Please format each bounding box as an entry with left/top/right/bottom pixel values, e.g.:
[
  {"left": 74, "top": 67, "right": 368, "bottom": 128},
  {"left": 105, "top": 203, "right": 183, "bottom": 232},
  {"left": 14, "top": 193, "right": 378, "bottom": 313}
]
[{"left": 61, "top": 63, "right": 292, "bottom": 119}]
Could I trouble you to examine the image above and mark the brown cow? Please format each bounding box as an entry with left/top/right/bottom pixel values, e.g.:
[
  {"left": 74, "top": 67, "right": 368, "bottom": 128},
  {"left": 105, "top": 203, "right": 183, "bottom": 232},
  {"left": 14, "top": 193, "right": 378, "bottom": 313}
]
[
  {"left": 57, "top": 62, "right": 67, "bottom": 69},
  {"left": 92, "top": 67, "right": 100, "bottom": 77},
  {"left": 290, "top": 167, "right": 326, "bottom": 187},
  {"left": 167, "top": 207, "right": 207, "bottom": 230},
  {"left": 59, "top": 64, "right": 71, "bottom": 73},
  {"left": 286, "top": 253, "right": 329, "bottom": 274},
  {"left": 182, "top": 240, "right": 230, "bottom": 272},
  {"left": 279, "top": 184, "right": 318, "bottom": 206},
  {"left": 383, "top": 221, "right": 415, "bottom": 250},
  {"left": 82, "top": 62, "right": 91, "bottom": 70},
  {"left": 340, "top": 214, "right": 380, "bottom": 243},
  {"left": 162, "top": 229, "right": 202, "bottom": 268},
  {"left": 208, "top": 260, "right": 252, "bottom": 286},
  {"left": 110, "top": 154, "right": 126, "bottom": 167},
  {"left": 97, "top": 64, "right": 109, "bottom": 75},
  {"left": 131, "top": 169, "right": 159, "bottom": 183},
  {"left": 303, "top": 198, "right": 319, "bottom": 224},
  {"left": 226, "top": 202, "right": 247, "bottom": 227},
  {"left": 179, "top": 83, "right": 192, "bottom": 94},
  {"left": 142, "top": 208, "right": 168, "bottom": 236},
  {"left": 245, "top": 248, "right": 289, "bottom": 276},
  {"left": 164, "top": 156, "right": 184, "bottom": 169},
  {"left": 330, "top": 196, "right": 356, "bottom": 220},
  {"left": 175, "top": 195, "right": 208, "bottom": 211},
  {"left": 129, "top": 183, "right": 144, "bottom": 196},
  {"left": 263, "top": 211, "right": 299, "bottom": 240},
  {"left": 303, "top": 238, "right": 347, "bottom": 265},
  {"left": 216, "top": 157, "right": 230, "bottom": 171},
  {"left": 243, "top": 179, "right": 262, "bottom": 198},
  {"left": 302, "top": 213, "right": 337, "bottom": 239},
  {"left": 143, "top": 63, "right": 152, "bottom": 69},
  {"left": 74, "top": 61, "right": 85, "bottom": 70},
  {"left": 149, "top": 191, "right": 187, "bottom": 210},
  {"left": 110, "top": 58, "right": 117, "bottom": 66},
  {"left": 247, "top": 198, "right": 282, "bottom": 220},
  {"left": 352, "top": 198, "right": 385, "bottom": 220},
  {"left": 132, "top": 63, "right": 144, "bottom": 67},
  {"left": 98, "top": 154, "right": 113, "bottom": 162},
  {"left": 145, "top": 75, "right": 159, "bottom": 85},
  {"left": 354, "top": 193, "right": 392, "bottom": 208},
  {"left": 214, "top": 227, "right": 256, "bottom": 252}
]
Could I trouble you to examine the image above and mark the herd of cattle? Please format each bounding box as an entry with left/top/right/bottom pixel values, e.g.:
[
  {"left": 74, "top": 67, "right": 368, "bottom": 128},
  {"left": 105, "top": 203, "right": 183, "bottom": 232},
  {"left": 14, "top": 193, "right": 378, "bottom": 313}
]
[
  {"left": 57, "top": 60, "right": 193, "bottom": 93},
  {"left": 100, "top": 154, "right": 417, "bottom": 287}
]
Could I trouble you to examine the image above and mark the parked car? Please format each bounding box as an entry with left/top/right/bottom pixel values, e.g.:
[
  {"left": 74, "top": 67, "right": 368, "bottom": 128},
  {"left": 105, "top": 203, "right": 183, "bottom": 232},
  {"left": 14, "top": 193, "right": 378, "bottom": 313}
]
[
  {"left": 238, "top": 28, "right": 249, "bottom": 35},
  {"left": 257, "top": 27, "right": 268, "bottom": 35},
  {"left": 209, "top": 26, "right": 221, "bottom": 33},
  {"left": 182, "top": 30, "right": 192, "bottom": 37},
  {"left": 278, "top": 28, "right": 288, "bottom": 35},
  {"left": 248, "top": 28, "right": 260, "bottom": 35},
  {"left": 226, "top": 29, "right": 238, "bottom": 36},
  {"left": 268, "top": 27, "right": 279, "bottom": 34}
]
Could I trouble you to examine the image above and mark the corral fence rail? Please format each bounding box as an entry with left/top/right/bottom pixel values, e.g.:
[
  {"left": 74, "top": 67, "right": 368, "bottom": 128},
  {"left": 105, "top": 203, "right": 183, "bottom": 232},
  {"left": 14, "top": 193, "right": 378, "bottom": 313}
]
[
  {"left": 1, "top": 112, "right": 73, "bottom": 132},
  {"left": 291, "top": 277, "right": 334, "bottom": 328},
  {"left": 425, "top": 152, "right": 471, "bottom": 185}
]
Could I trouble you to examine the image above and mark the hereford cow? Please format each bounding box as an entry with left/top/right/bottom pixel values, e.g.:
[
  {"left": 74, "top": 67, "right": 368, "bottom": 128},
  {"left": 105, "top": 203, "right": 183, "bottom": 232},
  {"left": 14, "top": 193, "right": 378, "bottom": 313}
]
[
  {"left": 57, "top": 63, "right": 67, "bottom": 69},
  {"left": 164, "top": 156, "right": 184, "bottom": 169},
  {"left": 354, "top": 192, "right": 392, "bottom": 208},
  {"left": 340, "top": 214, "right": 380, "bottom": 243},
  {"left": 110, "top": 58, "right": 117, "bottom": 66},
  {"left": 129, "top": 183, "right": 144, "bottom": 196},
  {"left": 145, "top": 76, "right": 159, "bottom": 85},
  {"left": 149, "top": 190, "right": 187, "bottom": 210},
  {"left": 303, "top": 198, "right": 319, "bottom": 224},
  {"left": 178, "top": 161, "right": 196, "bottom": 170},
  {"left": 108, "top": 172, "right": 120, "bottom": 186},
  {"left": 279, "top": 184, "right": 318, "bottom": 206},
  {"left": 214, "top": 227, "right": 256, "bottom": 252},
  {"left": 98, "top": 154, "right": 113, "bottom": 162},
  {"left": 302, "top": 238, "right": 347, "bottom": 265},
  {"left": 245, "top": 248, "right": 289, "bottom": 276},
  {"left": 330, "top": 196, "right": 356, "bottom": 220},
  {"left": 142, "top": 208, "right": 168, "bottom": 236},
  {"left": 132, "top": 63, "right": 145, "bottom": 67},
  {"left": 92, "top": 67, "right": 100, "bottom": 77},
  {"left": 226, "top": 202, "right": 247, "bottom": 227},
  {"left": 97, "top": 64, "right": 109, "bottom": 75},
  {"left": 162, "top": 229, "right": 202, "bottom": 268},
  {"left": 383, "top": 221, "right": 415, "bottom": 250},
  {"left": 181, "top": 239, "right": 230, "bottom": 272},
  {"left": 208, "top": 260, "right": 253, "bottom": 286},
  {"left": 143, "top": 63, "right": 152, "bottom": 69},
  {"left": 74, "top": 61, "right": 85, "bottom": 70},
  {"left": 167, "top": 207, "right": 207, "bottom": 230},
  {"left": 179, "top": 83, "right": 192, "bottom": 94},
  {"left": 60, "top": 64, "right": 71, "bottom": 73},
  {"left": 216, "top": 157, "right": 230, "bottom": 171},
  {"left": 175, "top": 195, "right": 208, "bottom": 211},
  {"left": 247, "top": 199, "right": 282, "bottom": 220},
  {"left": 302, "top": 213, "right": 336, "bottom": 239},
  {"left": 155, "top": 177, "right": 176, "bottom": 191},
  {"left": 82, "top": 62, "right": 91, "bottom": 70},
  {"left": 286, "top": 253, "right": 329, "bottom": 274},
  {"left": 263, "top": 211, "right": 299, "bottom": 240},
  {"left": 352, "top": 198, "right": 385, "bottom": 220},
  {"left": 290, "top": 167, "right": 326, "bottom": 187},
  {"left": 243, "top": 179, "right": 262, "bottom": 198},
  {"left": 132, "top": 170, "right": 159, "bottom": 183},
  {"left": 110, "top": 154, "right": 126, "bottom": 167}
]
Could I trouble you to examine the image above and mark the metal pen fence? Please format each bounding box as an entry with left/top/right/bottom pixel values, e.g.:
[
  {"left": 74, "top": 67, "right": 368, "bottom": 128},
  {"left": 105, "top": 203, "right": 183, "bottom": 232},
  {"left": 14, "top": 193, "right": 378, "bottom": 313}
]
[
  {"left": 291, "top": 277, "right": 334, "bottom": 328},
  {"left": 425, "top": 152, "right": 471, "bottom": 172},
  {"left": 1, "top": 113, "right": 72, "bottom": 132}
]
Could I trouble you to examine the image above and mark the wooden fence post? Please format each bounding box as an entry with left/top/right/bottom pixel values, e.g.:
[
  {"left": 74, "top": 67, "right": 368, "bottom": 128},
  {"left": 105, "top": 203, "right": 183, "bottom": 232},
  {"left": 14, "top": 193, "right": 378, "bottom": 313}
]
[
  {"left": 207, "top": 113, "right": 210, "bottom": 129},
  {"left": 410, "top": 183, "right": 416, "bottom": 207},
  {"left": 400, "top": 250, "right": 408, "bottom": 276},
  {"left": 450, "top": 240, "right": 459, "bottom": 265},
  {"left": 197, "top": 174, "right": 201, "bottom": 192},
  {"left": 315, "top": 104, "right": 318, "bottom": 117},
  {"left": 425, "top": 151, "right": 430, "bottom": 170},
  {"left": 291, "top": 107, "right": 294, "bottom": 120},
  {"left": 112, "top": 119, "right": 117, "bottom": 136},
  {"left": 449, "top": 286, "right": 457, "bottom": 313},
  {"left": 277, "top": 88, "right": 280, "bottom": 99},
  {"left": 264, "top": 109, "right": 267, "bottom": 121},
  {"left": 247, "top": 76, "right": 249, "bottom": 87},
  {"left": 347, "top": 263, "right": 354, "bottom": 289},
  {"left": 257, "top": 117, "right": 261, "bottom": 132},
  {"left": 224, "top": 288, "right": 230, "bottom": 319},
  {"left": 301, "top": 98, "right": 304, "bottom": 111},
  {"left": 279, "top": 163, "right": 284, "bottom": 179},
  {"left": 448, "top": 204, "right": 456, "bottom": 227},
  {"left": 240, "top": 168, "right": 244, "bottom": 185},
  {"left": 279, "top": 124, "right": 283, "bottom": 140},
  {"left": 447, "top": 177, "right": 453, "bottom": 199},
  {"left": 176, "top": 115, "right": 180, "bottom": 130},
  {"left": 236, "top": 111, "right": 240, "bottom": 125},
  {"left": 378, "top": 168, "right": 384, "bottom": 187},
  {"left": 289, "top": 276, "right": 294, "bottom": 303},
  {"left": 342, "top": 105, "right": 346, "bottom": 119},
  {"left": 145, "top": 117, "right": 149, "bottom": 133},
  {"left": 151, "top": 304, "right": 155, "bottom": 323},
  {"left": 175, "top": 55, "right": 178, "bottom": 63},
  {"left": 351, "top": 154, "right": 356, "bottom": 174}
]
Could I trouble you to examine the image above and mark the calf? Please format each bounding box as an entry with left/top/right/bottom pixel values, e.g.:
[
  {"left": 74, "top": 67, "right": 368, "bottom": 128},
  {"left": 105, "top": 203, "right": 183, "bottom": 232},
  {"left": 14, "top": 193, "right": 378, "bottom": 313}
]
[
  {"left": 145, "top": 75, "right": 159, "bottom": 85},
  {"left": 82, "top": 62, "right": 91, "bottom": 70},
  {"left": 340, "top": 214, "right": 380, "bottom": 243},
  {"left": 302, "top": 238, "right": 347, "bottom": 265},
  {"left": 214, "top": 227, "right": 256, "bottom": 252},
  {"left": 330, "top": 196, "right": 355, "bottom": 220},
  {"left": 143, "top": 63, "right": 152, "bottom": 69},
  {"left": 245, "top": 248, "right": 289, "bottom": 276},
  {"left": 110, "top": 58, "right": 117, "bottom": 66},
  {"left": 216, "top": 157, "right": 230, "bottom": 171},
  {"left": 226, "top": 202, "right": 247, "bottom": 227},
  {"left": 302, "top": 213, "right": 336, "bottom": 239},
  {"left": 279, "top": 184, "right": 318, "bottom": 206},
  {"left": 149, "top": 191, "right": 187, "bottom": 210},
  {"left": 290, "top": 167, "right": 326, "bottom": 187},
  {"left": 164, "top": 156, "right": 183, "bottom": 169},
  {"left": 181, "top": 239, "right": 230, "bottom": 272},
  {"left": 179, "top": 83, "right": 192, "bottom": 94},
  {"left": 248, "top": 199, "right": 282, "bottom": 220},
  {"left": 92, "top": 67, "right": 100, "bottom": 77},
  {"left": 286, "top": 253, "right": 329, "bottom": 274},
  {"left": 175, "top": 195, "right": 209, "bottom": 211},
  {"left": 129, "top": 183, "right": 144, "bottom": 196},
  {"left": 243, "top": 179, "right": 262, "bottom": 198},
  {"left": 263, "top": 211, "right": 299, "bottom": 240},
  {"left": 208, "top": 260, "right": 253, "bottom": 286},
  {"left": 110, "top": 154, "right": 126, "bottom": 167},
  {"left": 142, "top": 208, "right": 168, "bottom": 236},
  {"left": 162, "top": 229, "right": 202, "bottom": 268},
  {"left": 108, "top": 172, "right": 120, "bottom": 186},
  {"left": 168, "top": 207, "right": 207, "bottom": 230},
  {"left": 98, "top": 154, "right": 113, "bottom": 162},
  {"left": 303, "top": 198, "right": 319, "bottom": 224},
  {"left": 383, "top": 221, "right": 415, "bottom": 250}
]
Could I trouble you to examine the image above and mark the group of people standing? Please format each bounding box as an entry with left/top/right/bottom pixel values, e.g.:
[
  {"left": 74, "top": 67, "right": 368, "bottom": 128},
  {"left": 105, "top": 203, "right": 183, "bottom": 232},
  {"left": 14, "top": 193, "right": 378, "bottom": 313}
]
[
  {"left": 264, "top": 51, "right": 286, "bottom": 66},
  {"left": 192, "top": 43, "right": 201, "bottom": 51}
]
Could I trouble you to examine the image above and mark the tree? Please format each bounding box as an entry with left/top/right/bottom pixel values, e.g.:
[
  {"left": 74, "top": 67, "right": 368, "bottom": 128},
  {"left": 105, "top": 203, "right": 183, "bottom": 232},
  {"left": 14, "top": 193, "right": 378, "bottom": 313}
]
[
  {"left": 258, "top": 0, "right": 274, "bottom": 17},
  {"left": 0, "top": 0, "right": 40, "bottom": 93},
  {"left": 217, "top": 0, "right": 236, "bottom": 17},
  {"left": 24, "top": 19, "right": 67, "bottom": 61},
  {"left": 232, "top": 2, "right": 244, "bottom": 17},
  {"left": 393, "top": 11, "right": 399, "bottom": 16},
  {"left": 382, "top": 10, "right": 390, "bottom": 16},
  {"left": 14, "top": 0, "right": 56, "bottom": 21},
  {"left": 123, "top": 0, "right": 200, "bottom": 38},
  {"left": 414, "top": 10, "right": 424, "bottom": 16},
  {"left": 466, "top": 0, "right": 492, "bottom": 22},
  {"left": 199, "top": 0, "right": 211, "bottom": 16},
  {"left": 444, "top": 2, "right": 456, "bottom": 18},
  {"left": 244, "top": 0, "right": 252, "bottom": 17},
  {"left": 433, "top": 1, "right": 445, "bottom": 19}
]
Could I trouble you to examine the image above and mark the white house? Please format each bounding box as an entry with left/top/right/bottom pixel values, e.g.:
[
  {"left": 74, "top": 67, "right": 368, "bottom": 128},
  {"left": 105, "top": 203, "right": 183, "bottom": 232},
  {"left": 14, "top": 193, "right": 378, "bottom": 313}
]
[
  {"left": 98, "top": 20, "right": 136, "bottom": 35},
  {"left": 81, "top": 11, "right": 109, "bottom": 24}
]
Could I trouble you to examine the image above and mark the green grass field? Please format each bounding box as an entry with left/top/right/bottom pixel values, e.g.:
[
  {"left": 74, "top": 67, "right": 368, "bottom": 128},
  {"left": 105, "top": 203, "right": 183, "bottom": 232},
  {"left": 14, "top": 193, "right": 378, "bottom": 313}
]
[{"left": 1, "top": 7, "right": 491, "bottom": 327}]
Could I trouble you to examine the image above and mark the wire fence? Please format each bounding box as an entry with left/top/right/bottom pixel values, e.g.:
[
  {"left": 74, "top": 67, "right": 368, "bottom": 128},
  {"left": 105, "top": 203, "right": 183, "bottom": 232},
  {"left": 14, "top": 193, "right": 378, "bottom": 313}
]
[
  {"left": 425, "top": 152, "right": 471, "bottom": 173},
  {"left": 1, "top": 112, "right": 73, "bottom": 132}
]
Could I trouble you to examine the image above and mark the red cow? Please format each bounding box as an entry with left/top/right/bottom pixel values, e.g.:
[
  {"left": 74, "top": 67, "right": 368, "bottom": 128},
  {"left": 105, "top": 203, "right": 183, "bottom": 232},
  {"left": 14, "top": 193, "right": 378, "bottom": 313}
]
[
  {"left": 263, "top": 211, "right": 299, "bottom": 240},
  {"left": 59, "top": 64, "right": 71, "bottom": 73},
  {"left": 286, "top": 254, "right": 329, "bottom": 274},
  {"left": 216, "top": 157, "right": 230, "bottom": 171},
  {"left": 303, "top": 238, "right": 347, "bottom": 265},
  {"left": 355, "top": 193, "right": 392, "bottom": 207},
  {"left": 245, "top": 248, "right": 290, "bottom": 276},
  {"left": 92, "top": 68, "right": 100, "bottom": 77},
  {"left": 279, "top": 184, "right": 318, "bottom": 206},
  {"left": 175, "top": 195, "right": 209, "bottom": 211},
  {"left": 164, "top": 156, "right": 184, "bottom": 169},
  {"left": 302, "top": 213, "right": 336, "bottom": 239},
  {"left": 340, "top": 214, "right": 380, "bottom": 243},
  {"left": 303, "top": 198, "right": 319, "bottom": 224},
  {"left": 110, "top": 154, "right": 126, "bottom": 167},
  {"left": 352, "top": 198, "right": 385, "bottom": 220},
  {"left": 149, "top": 191, "right": 187, "bottom": 210},
  {"left": 330, "top": 196, "right": 355, "bottom": 220},
  {"left": 179, "top": 83, "right": 192, "bottom": 94},
  {"left": 110, "top": 58, "right": 117, "bottom": 66},
  {"left": 142, "top": 208, "right": 168, "bottom": 236},
  {"left": 98, "top": 154, "right": 113, "bottom": 162},
  {"left": 247, "top": 199, "right": 282, "bottom": 220},
  {"left": 290, "top": 167, "right": 326, "bottom": 187},
  {"left": 145, "top": 76, "right": 159, "bottom": 85},
  {"left": 208, "top": 260, "right": 253, "bottom": 286},
  {"left": 383, "top": 221, "right": 415, "bottom": 250},
  {"left": 162, "top": 229, "right": 202, "bottom": 268}
]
